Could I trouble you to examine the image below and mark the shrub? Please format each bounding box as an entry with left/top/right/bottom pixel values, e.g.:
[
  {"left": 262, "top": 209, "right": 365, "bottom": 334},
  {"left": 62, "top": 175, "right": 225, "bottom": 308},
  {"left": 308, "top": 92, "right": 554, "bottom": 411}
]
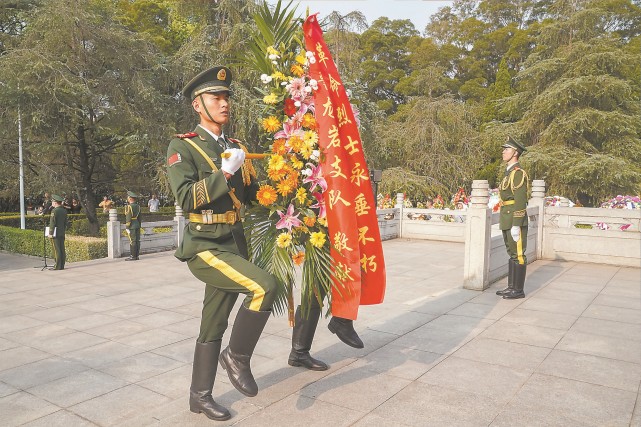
[{"left": 0, "top": 226, "right": 107, "bottom": 261}]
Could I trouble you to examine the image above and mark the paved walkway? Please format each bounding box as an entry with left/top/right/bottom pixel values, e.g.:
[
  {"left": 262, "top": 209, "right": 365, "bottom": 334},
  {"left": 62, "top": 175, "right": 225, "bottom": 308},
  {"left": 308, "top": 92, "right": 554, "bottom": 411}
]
[{"left": 0, "top": 240, "right": 639, "bottom": 426}]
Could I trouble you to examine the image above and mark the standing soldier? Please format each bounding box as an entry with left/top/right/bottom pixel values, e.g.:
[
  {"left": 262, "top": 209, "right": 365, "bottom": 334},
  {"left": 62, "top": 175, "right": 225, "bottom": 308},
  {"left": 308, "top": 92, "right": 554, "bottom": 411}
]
[
  {"left": 166, "top": 66, "right": 277, "bottom": 421},
  {"left": 125, "top": 191, "right": 142, "bottom": 261},
  {"left": 496, "top": 136, "right": 529, "bottom": 299},
  {"left": 48, "top": 194, "right": 67, "bottom": 270}
]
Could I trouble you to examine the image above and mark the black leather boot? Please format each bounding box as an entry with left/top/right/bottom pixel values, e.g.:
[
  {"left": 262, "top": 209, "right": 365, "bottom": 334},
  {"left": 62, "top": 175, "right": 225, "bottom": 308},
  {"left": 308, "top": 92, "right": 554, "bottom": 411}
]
[
  {"left": 504, "top": 262, "right": 526, "bottom": 299},
  {"left": 328, "top": 316, "right": 364, "bottom": 349},
  {"left": 189, "top": 341, "right": 231, "bottom": 421},
  {"left": 219, "top": 305, "right": 270, "bottom": 397},
  {"left": 496, "top": 259, "right": 515, "bottom": 296},
  {"left": 288, "top": 305, "right": 329, "bottom": 371}
]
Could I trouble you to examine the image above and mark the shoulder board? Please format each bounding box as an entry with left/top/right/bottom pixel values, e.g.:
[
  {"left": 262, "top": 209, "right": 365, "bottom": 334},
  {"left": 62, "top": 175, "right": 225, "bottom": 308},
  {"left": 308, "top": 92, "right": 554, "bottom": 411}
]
[{"left": 174, "top": 132, "right": 198, "bottom": 139}]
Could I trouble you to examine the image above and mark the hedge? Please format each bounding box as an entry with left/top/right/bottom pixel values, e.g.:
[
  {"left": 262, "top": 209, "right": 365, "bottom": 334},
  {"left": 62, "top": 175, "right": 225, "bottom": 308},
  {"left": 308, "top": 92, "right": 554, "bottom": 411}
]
[{"left": 0, "top": 225, "right": 107, "bottom": 262}]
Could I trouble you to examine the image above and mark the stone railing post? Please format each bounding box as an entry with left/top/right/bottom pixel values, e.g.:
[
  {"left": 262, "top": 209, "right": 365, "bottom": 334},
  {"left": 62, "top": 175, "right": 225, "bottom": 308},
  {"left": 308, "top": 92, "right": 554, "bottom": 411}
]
[
  {"left": 557, "top": 196, "right": 570, "bottom": 228},
  {"left": 395, "top": 193, "right": 404, "bottom": 237},
  {"left": 106, "top": 208, "right": 121, "bottom": 259},
  {"left": 463, "top": 180, "right": 492, "bottom": 290},
  {"left": 174, "top": 203, "right": 185, "bottom": 247},
  {"left": 529, "top": 180, "right": 546, "bottom": 260}
]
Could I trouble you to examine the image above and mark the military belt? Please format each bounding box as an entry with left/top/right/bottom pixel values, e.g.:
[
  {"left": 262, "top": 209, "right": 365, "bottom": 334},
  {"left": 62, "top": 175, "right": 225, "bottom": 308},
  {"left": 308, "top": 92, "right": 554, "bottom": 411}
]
[
  {"left": 189, "top": 210, "right": 239, "bottom": 225},
  {"left": 498, "top": 200, "right": 515, "bottom": 207}
]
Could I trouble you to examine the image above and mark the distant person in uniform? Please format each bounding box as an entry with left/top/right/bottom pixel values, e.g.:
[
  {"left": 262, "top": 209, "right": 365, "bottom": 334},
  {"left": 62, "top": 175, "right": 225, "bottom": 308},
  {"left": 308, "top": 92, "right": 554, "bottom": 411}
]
[
  {"left": 148, "top": 194, "right": 160, "bottom": 212},
  {"left": 99, "top": 195, "right": 113, "bottom": 213},
  {"left": 125, "top": 191, "right": 142, "bottom": 261},
  {"left": 167, "top": 66, "right": 277, "bottom": 421},
  {"left": 495, "top": 136, "right": 529, "bottom": 299},
  {"left": 48, "top": 194, "right": 67, "bottom": 270}
]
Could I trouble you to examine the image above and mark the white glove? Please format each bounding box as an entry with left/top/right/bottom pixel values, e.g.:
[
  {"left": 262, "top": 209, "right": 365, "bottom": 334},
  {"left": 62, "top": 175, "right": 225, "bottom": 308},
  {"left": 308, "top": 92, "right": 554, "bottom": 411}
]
[
  {"left": 221, "top": 148, "right": 245, "bottom": 175},
  {"left": 510, "top": 226, "right": 521, "bottom": 242}
]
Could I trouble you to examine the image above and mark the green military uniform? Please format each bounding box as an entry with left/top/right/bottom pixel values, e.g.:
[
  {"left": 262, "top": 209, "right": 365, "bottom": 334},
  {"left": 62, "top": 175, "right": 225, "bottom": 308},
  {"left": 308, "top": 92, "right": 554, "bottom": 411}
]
[
  {"left": 125, "top": 191, "right": 142, "bottom": 260},
  {"left": 168, "top": 66, "right": 277, "bottom": 420},
  {"left": 497, "top": 136, "right": 529, "bottom": 299},
  {"left": 48, "top": 194, "right": 67, "bottom": 270}
]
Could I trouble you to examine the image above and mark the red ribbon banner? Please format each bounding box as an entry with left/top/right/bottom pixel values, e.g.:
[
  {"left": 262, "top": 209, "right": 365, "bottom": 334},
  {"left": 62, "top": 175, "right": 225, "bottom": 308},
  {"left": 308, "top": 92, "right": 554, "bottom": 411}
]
[{"left": 304, "top": 14, "right": 386, "bottom": 320}]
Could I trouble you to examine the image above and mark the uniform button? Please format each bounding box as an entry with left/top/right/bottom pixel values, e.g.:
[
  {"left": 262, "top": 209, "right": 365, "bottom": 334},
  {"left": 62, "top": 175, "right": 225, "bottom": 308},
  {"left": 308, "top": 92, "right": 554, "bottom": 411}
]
[{"left": 196, "top": 225, "right": 202, "bottom": 231}]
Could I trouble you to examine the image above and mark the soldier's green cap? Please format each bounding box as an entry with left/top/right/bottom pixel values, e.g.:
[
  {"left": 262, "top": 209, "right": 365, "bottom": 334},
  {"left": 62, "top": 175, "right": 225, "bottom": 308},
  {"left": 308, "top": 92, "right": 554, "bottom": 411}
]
[
  {"left": 182, "top": 66, "right": 232, "bottom": 100},
  {"left": 126, "top": 191, "right": 139, "bottom": 198},
  {"left": 51, "top": 194, "right": 64, "bottom": 202},
  {"left": 501, "top": 136, "right": 527, "bottom": 154}
]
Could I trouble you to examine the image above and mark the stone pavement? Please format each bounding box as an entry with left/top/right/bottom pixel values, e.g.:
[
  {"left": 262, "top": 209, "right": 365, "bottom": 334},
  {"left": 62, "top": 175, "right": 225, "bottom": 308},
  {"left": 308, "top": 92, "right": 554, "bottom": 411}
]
[{"left": 0, "top": 240, "right": 639, "bottom": 427}]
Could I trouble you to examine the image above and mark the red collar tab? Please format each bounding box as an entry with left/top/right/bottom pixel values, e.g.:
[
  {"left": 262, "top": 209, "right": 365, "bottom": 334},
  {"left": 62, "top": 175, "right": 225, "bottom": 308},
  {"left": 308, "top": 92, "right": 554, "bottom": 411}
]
[{"left": 175, "top": 132, "right": 198, "bottom": 139}]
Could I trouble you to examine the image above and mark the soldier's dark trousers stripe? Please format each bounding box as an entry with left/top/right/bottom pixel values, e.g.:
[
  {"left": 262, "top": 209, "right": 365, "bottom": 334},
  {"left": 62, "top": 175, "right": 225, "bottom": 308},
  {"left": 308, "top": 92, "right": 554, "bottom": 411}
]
[{"left": 188, "top": 250, "right": 277, "bottom": 342}]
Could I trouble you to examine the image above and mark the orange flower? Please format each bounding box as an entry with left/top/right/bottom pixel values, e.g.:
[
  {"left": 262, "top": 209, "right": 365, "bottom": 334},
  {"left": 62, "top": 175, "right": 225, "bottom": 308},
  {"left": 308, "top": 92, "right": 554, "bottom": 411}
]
[
  {"left": 303, "top": 216, "right": 316, "bottom": 227},
  {"left": 262, "top": 116, "right": 281, "bottom": 133},
  {"left": 268, "top": 167, "right": 288, "bottom": 181},
  {"left": 290, "top": 64, "right": 304, "bottom": 77},
  {"left": 272, "top": 139, "right": 287, "bottom": 155},
  {"left": 277, "top": 180, "right": 296, "bottom": 196},
  {"left": 302, "top": 113, "right": 317, "bottom": 129},
  {"left": 256, "top": 185, "right": 278, "bottom": 206},
  {"left": 292, "top": 251, "right": 305, "bottom": 265}
]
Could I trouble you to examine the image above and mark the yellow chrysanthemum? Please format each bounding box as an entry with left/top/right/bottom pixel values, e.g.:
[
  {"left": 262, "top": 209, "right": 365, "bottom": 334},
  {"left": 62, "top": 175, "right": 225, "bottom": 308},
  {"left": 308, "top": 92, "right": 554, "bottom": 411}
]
[
  {"left": 262, "top": 116, "right": 281, "bottom": 133},
  {"left": 277, "top": 180, "right": 295, "bottom": 196},
  {"left": 295, "top": 54, "right": 306, "bottom": 65},
  {"left": 299, "top": 142, "right": 313, "bottom": 160},
  {"left": 301, "top": 113, "right": 317, "bottom": 129},
  {"left": 303, "top": 130, "right": 318, "bottom": 146},
  {"left": 309, "top": 232, "right": 326, "bottom": 248},
  {"left": 271, "top": 71, "right": 287, "bottom": 81},
  {"left": 288, "top": 135, "right": 304, "bottom": 153},
  {"left": 303, "top": 216, "right": 316, "bottom": 227},
  {"left": 290, "top": 64, "right": 304, "bottom": 77},
  {"left": 290, "top": 155, "right": 304, "bottom": 170},
  {"left": 263, "top": 93, "right": 278, "bottom": 105},
  {"left": 295, "top": 187, "right": 307, "bottom": 205},
  {"left": 268, "top": 154, "right": 286, "bottom": 171},
  {"left": 276, "top": 233, "right": 292, "bottom": 248},
  {"left": 266, "top": 46, "right": 279, "bottom": 55},
  {"left": 256, "top": 185, "right": 278, "bottom": 206},
  {"left": 317, "top": 217, "right": 328, "bottom": 227},
  {"left": 292, "top": 251, "right": 305, "bottom": 265}
]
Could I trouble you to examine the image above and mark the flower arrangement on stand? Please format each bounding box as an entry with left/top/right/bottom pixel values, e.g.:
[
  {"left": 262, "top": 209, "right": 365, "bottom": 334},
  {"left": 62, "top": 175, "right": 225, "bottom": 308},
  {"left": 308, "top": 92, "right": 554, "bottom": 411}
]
[
  {"left": 600, "top": 195, "right": 641, "bottom": 209},
  {"left": 243, "top": 1, "right": 333, "bottom": 321}
]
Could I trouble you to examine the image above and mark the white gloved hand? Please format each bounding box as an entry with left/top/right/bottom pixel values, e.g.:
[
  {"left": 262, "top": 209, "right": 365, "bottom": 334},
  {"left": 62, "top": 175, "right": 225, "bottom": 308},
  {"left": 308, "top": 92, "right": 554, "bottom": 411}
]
[
  {"left": 221, "top": 148, "right": 245, "bottom": 175},
  {"left": 510, "top": 226, "right": 521, "bottom": 242}
]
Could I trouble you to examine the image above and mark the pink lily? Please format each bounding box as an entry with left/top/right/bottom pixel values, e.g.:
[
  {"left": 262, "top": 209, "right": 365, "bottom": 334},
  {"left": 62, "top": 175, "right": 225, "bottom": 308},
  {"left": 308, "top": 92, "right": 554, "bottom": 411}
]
[
  {"left": 274, "top": 120, "right": 301, "bottom": 140},
  {"left": 302, "top": 163, "right": 327, "bottom": 192},
  {"left": 310, "top": 192, "right": 327, "bottom": 219},
  {"left": 275, "top": 204, "right": 303, "bottom": 232}
]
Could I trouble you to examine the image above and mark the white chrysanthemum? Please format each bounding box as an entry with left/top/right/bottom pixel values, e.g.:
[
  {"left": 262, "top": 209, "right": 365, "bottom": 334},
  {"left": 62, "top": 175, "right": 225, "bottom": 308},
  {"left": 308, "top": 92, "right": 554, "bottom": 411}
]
[
  {"left": 310, "top": 150, "right": 320, "bottom": 161},
  {"left": 305, "top": 51, "right": 314, "bottom": 58},
  {"left": 260, "top": 74, "right": 273, "bottom": 84}
]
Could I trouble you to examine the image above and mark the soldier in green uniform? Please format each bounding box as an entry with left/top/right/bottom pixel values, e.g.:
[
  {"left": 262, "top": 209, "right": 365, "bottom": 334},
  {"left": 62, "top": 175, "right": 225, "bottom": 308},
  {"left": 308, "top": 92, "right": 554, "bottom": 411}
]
[
  {"left": 167, "top": 66, "right": 277, "bottom": 421},
  {"left": 496, "top": 136, "right": 529, "bottom": 299},
  {"left": 125, "top": 191, "right": 142, "bottom": 261},
  {"left": 48, "top": 194, "right": 67, "bottom": 270}
]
